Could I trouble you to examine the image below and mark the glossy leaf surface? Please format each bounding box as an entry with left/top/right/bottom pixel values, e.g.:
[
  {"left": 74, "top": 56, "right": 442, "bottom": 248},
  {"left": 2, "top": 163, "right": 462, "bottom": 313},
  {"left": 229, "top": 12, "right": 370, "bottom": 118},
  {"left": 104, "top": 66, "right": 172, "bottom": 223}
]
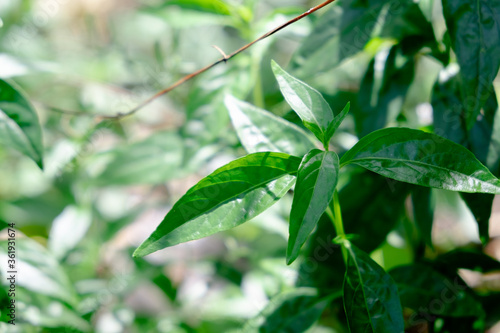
[
  {"left": 272, "top": 60, "right": 334, "bottom": 147},
  {"left": 0, "top": 79, "right": 43, "bottom": 168},
  {"left": 442, "top": 0, "right": 500, "bottom": 129},
  {"left": 225, "top": 94, "right": 316, "bottom": 156},
  {"left": 340, "top": 128, "right": 500, "bottom": 194},
  {"left": 432, "top": 71, "right": 500, "bottom": 243},
  {"left": 134, "top": 152, "right": 301, "bottom": 257},
  {"left": 343, "top": 243, "right": 404, "bottom": 333},
  {"left": 391, "top": 264, "right": 484, "bottom": 318},
  {"left": 287, "top": 149, "right": 339, "bottom": 264},
  {"left": 241, "top": 288, "right": 330, "bottom": 333}
]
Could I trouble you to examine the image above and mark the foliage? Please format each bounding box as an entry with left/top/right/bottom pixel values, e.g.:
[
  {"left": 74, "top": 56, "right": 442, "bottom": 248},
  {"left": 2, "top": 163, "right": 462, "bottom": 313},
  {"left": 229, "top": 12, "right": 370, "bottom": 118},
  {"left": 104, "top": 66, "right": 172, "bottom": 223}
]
[{"left": 1, "top": 0, "right": 500, "bottom": 332}]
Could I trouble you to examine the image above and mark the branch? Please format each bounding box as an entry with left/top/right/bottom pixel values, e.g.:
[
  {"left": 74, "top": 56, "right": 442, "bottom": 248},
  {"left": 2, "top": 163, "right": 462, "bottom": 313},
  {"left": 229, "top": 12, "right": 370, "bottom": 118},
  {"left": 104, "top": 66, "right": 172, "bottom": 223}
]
[{"left": 57, "top": 0, "right": 337, "bottom": 121}]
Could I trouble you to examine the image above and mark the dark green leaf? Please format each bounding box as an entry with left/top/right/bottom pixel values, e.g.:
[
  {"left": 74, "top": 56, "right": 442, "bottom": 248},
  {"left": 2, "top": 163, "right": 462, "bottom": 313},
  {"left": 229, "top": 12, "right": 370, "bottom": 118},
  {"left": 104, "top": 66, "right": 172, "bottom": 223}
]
[
  {"left": 241, "top": 288, "right": 330, "bottom": 333},
  {"left": 287, "top": 149, "right": 339, "bottom": 264},
  {"left": 271, "top": 60, "right": 334, "bottom": 147},
  {"left": 297, "top": 214, "right": 345, "bottom": 295},
  {"left": 341, "top": 171, "right": 409, "bottom": 253},
  {"left": 340, "top": 128, "right": 500, "bottom": 194},
  {"left": 134, "top": 152, "right": 301, "bottom": 257},
  {"left": 291, "top": 0, "right": 385, "bottom": 77},
  {"left": 356, "top": 45, "right": 415, "bottom": 136},
  {"left": 390, "top": 264, "right": 484, "bottom": 318},
  {"left": 432, "top": 73, "right": 500, "bottom": 242},
  {"left": 343, "top": 243, "right": 404, "bottom": 333},
  {"left": 411, "top": 186, "right": 434, "bottom": 249},
  {"left": 224, "top": 95, "right": 316, "bottom": 156},
  {"left": 95, "top": 131, "right": 183, "bottom": 186},
  {"left": 431, "top": 249, "right": 500, "bottom": 273},
  {"left": 0, "top": 79, "right": 43, "bottom": 168},
  {"left": 0, "top": 220, "right": 7, "bottom": 231},
  {"left": 442, "top": 0, "right": 500, "bottom": 129}
]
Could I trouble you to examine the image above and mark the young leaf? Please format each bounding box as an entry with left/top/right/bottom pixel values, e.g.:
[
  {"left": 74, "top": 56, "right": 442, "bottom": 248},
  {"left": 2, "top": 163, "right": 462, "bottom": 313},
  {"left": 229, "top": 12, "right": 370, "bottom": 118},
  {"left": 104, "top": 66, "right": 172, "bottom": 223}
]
[
  {"left": 134, "top": 152, "right": 301, "bottom": 257},
  {"left": 442, "top": 0, "right": 500, "bottom": 129},
  {"left": 241, "top": 288, "right": 331, "bottom": 333},
  {"left": 340, "top": 128, "right": 500, "bottom": 194},
  {"left": 326, "top": 101, "right": 350, "bottom": 141},
  {"left": 0, "top": 79, "right": 43, "bottom": 168},
  {"left": 224, "top": 94, "right": 316, "bottom": 156},
  {"left": 343, "top": 243, "right": 404, "bottom": 333},
  {"left": 271, "top": 60, "right": 334, "bottom": 148},
  {"left": 287, "top": 149, "right": 339, "bottom": 265}
]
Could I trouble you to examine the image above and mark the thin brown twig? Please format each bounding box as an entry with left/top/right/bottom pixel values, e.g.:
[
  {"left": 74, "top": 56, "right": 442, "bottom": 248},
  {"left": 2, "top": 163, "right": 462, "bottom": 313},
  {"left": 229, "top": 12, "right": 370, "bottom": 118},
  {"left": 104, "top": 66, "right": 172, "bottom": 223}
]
[{"left": 57, "top": 0, "right": 336, "bottom": 121}]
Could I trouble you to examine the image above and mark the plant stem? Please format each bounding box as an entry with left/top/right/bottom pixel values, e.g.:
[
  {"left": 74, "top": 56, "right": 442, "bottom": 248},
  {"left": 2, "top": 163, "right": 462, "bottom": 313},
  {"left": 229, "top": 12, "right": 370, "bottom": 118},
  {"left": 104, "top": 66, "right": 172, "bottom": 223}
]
[{"left": 326, "top": 190, "right": 348, "bottom": 262}]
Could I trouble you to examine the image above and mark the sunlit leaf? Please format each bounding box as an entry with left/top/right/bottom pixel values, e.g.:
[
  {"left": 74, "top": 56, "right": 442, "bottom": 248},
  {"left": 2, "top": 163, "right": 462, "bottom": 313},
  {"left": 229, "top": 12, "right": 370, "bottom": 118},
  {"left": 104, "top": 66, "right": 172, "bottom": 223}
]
[
  {"left": 271, "top": 60, "right": 334, "bottom": 148},
  {"left": 225, "top": 94, "right": 316, "bottom": 156},
  {"left": 340, "top": 128, "right": 500, "bottom": 194},
  {"left": 134, "top": 152, "right": 301, "bottom": 257},
  {"left": 241, "top": 288, "right": 331, "bottom": 333},
  {"left": 0, "top": 79, "right": 43, "bottom": 168},
  {"left": 343, "top": 243, "right": 404, "bottom": 333},
  {"left": 287, "top": 149, "right": 339, "bottom": 264},
  {"left": 442, "top": 0, "right": 500, "bottom": 129}
]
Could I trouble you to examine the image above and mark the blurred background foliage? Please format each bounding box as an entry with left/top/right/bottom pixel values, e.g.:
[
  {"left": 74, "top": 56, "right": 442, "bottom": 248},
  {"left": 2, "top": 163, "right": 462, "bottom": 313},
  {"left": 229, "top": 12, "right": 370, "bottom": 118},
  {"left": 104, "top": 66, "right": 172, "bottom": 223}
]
[{"left": 0, "top": 0, "right": 499, "bottom": 332}]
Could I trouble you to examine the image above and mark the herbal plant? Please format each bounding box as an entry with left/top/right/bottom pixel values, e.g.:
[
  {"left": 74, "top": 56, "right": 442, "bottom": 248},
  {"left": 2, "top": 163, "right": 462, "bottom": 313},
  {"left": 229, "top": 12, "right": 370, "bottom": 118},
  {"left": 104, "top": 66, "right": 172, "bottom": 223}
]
[
  {"left": 2, "top": 0, "right": 500, "bottom": 332},
  {"left": 132, "top": 61, "right": 500, "bottom": 332}
]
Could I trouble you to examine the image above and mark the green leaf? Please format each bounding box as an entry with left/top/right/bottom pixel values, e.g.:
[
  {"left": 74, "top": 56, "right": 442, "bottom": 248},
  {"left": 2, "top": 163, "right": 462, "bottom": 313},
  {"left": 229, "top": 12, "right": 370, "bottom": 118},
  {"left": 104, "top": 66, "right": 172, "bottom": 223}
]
[
  {"left": 411, "top": 186, "right": 434, "bottom": 249},
  {"left": 341, "top": 171, "right": 409, "bottom": 253},
  {"left": 431, "top": 249, "right": 500, "bottom": 273},
  {"left": 442, "top": 0, "right": 500, "bottom": 129},
  {"left": 356, "top": 45, "right": 415, "bottom": 136},
  {"left": 0, "top": 237, "right": 78, "bottom": 305},
  {"left": 224, "top": 95, "right": 316, "bottom": 156},
  {"left": 95, "top": 131, "right": 183, "bottom": 186},
  {"left": 343, "top": 243, "right": 404, "bottom": 333},
  {"left": 291, "top": 0, "right": 385, "bottom": 77},
  {"left": 326, "top": 101, "right": 350, "bottom": 140},
  {"left": 432, "top": 69, "right": 499, "bottom": 243},
  {"left": 271, "top": 60, "right": 334, "bottom": 148},
  {"left": 0, "top": 79, "right": 43, "bottom": 168},
  {"left": 241, "top": 288, "right": 331, "bottom": 333},
  {"left": 162, "top": 0, "right": 231, "bottom": 15},
  {"left": 48, "top": 205, "right": 92, "bottom": 260},
  {"left": 390, "top": 264, "right": 484, "bottom": 318},
  {"left": 287, "top": 149, "right": 339, "bottom": 264},
  {"left": 340, "top": 128, "right": 500, "bottom": 194},
  {"left": 134, "top": 152, "right": 301, "bottom": 257}
]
